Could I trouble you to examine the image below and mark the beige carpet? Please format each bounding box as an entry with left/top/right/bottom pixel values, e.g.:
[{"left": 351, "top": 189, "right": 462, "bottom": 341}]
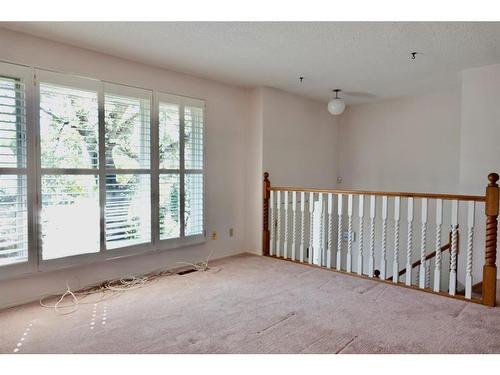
[{"left": 0, "top": 253, "right": 499, "bottom": 354}]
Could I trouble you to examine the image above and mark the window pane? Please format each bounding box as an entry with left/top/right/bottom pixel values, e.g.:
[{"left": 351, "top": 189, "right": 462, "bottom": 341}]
[
  {"left": 184, "top": 106, "right": 203, "bottom": 170},
  {"left": 0, "top": 77, "right": 26, "bottom": 168},
  {"left": 41, "top": 175, "right": 99, "bottom": 260},
  {"left": 0, "top": 175, "right": 28, "bottom": 265},
  {"left": 185, "top": 173, "right": 203, "bottom": 236},
  {"left": 105, "top": 94, "right": 150, "bottom": 169},
  {"left": 159, "top": 103, "right": 180, "bottom": 169},
  {"left": 105, "top": 174, "right": 151, "bottom": 249},
  {"left": 159, "top": 174, "right": 180, "bottom": 240},
  {"left": 39, "top": 83, "right": 99, "bottom": 169}
]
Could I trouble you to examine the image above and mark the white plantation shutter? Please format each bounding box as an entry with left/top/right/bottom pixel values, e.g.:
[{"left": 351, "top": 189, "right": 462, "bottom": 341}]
[
  {"left": 159, "top": 102, "right": 180, "bottom": 170},
  {"left": 159, "top": 173, "right": 180, "bottom": 240},
  {"left": 0, "top": 77, "right": 26, "bottom": 168},
  {"left": 104, "top": 93, "right": 151, "bottom": 169},
  {"left": 0, "top": 65, "right": 30, "bottom": 267},
  {"left": 157, "top": 93, "right": 205, "bottom": 241},
  {"left": 184, "top": 106, "right": 203, "bottom": 170},
  {"left": 41, "top": 175, "right": 100, "bottom": 260},
  {"left": 105, "top": 174, "right": 151, "bottom": 248},
  {"left": 104, "top": 84, "right": 152, "bottom": 250},
  {"left": 0, "top": 175, "right": 28, "bottom": 265},
  {"left": 39, "top": 83, "right": 99, "bottom": 169},
  {"left": 184, "top": 105, "right": 204, "bottom": 236},
  {"left": 37, "top": 74, "right": 101, "bottom": 260},
  {"left": 185, "top": 173, "right": 203, "bottom": 236}
]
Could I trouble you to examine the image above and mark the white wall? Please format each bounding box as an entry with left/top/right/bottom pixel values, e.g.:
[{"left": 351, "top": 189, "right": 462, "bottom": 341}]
[
  {"left": 244, "top": 87, "right": 340, "bottom": 256},
  {"left": 338, "top": 79, "right": 500, "bottom": 281},
  {"left": 459, "top": 64, "right": 500, "bottom": 195},
  {"left": 0, "top": 28, "right": 253, "bottom": 308},
  {"left": 338, "top": 90, "right": 462, "bottom": 193},
  {"left": 261, "top": 87, "right": 339, "bottom": 188},
  {"left": 459, "top": 63, "right": 500, "bottom": 279},
  {"left": 244, "top": 88, "right": 264, "bottom": 255}
]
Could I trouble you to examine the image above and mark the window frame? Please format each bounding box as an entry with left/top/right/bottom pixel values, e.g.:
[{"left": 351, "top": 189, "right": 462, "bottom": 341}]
[
  {"left": 0, "top": 61, "right": 36, "bottom": 279},
  {"left": 35, "top": 69, "right": 103, "bottom": 271},
  {"left": 156, "top": 91, "right": 206, "bottom": 250},
  {"left": 0, "top": 62, "right": 206, "bottom": 278}
]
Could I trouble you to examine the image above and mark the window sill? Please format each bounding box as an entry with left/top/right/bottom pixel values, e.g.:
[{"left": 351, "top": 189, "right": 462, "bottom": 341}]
[{"left": 0, "top": 235, "right": 206, "bottom": 281}]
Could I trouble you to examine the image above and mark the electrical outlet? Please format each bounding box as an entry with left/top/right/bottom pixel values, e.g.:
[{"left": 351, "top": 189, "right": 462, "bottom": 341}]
[
  {"left": 342, "top": 231, "right": 356, "bottom": 242},
  {"left": 229, "top": 228, "right": 234, "bottom": 237},
  {"left": 211, "top": 231, "right": 217, "bottom": 240},
  {"left": 337, "top": 176, "right": 343, "bottom": 184}
]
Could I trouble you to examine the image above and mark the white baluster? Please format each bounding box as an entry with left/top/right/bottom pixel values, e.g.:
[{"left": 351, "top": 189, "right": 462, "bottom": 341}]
[
  {"left": 309, "top": 192, "right": 314, "bottom": 265},
  {"left": 433, "top": 199, "right": 443, "bottom": 292},
  {"left": 327, "top": 193, "right": 333, "bottom": 268},
  {"left": 269, "top": 191, "right": 275, "bottom": 256},
  {"left": 283, "top": 191, "right": 289, "bottom": 259},
  {"left": 405, "top": 198, "right": 414, "bottom": 286},
  {"left": 425, "top": 259, "right": 431, "bottom": 288},
  {"left": 347, "top": 194, "right": 353, "bottom": 272},
  {"left": 393, "top": 197, "right": 401, "bottom": 284},
  {"left": 465, "top": 201, "right": 475, "bottom": 299},
  {"left": 291, "top": 192, "right": 297, "bottom": 261},
  {"left": 336, "top": 194, "right": 343, "bottom": 270},
  {"left": 276, "top": 191, "right": 281, "bottom": 258},
  {"left": 380, "top": 196, "right": 388, "bottom": 279},
  {"left": 299, "top": 192, "right": 305, "bottom": 263},
  {"left": 357, "top": 195, "right": 364, "bottom": 275},
  {"left": 283, "top": 191, "right": 288, "bottom": 259},
  {"left": 419, "top": 198, "right": 428, "bottom": 289},
  {"left": 449, "top": 200, "right": 459, "bottom": 296},
  {"left": 318, "top": 193, "right": 325, "bottom": 266},
  {"left": 368, "top": 195, "right": 376, "bottom": 277}
]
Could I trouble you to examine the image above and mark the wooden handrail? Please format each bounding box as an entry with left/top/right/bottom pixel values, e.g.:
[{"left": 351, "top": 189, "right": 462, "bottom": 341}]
[
  {"left": 269, "top": 186, "right": 486, "bottom": 202},
  {"left": 385, "top": 231, "right": 457, "bottom": 281}
]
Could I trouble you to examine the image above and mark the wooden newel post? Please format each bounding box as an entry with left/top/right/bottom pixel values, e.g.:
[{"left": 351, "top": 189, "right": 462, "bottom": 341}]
[
  {"left": 263, "top": 172, "right": 271, "bottom": 256},
  {"left": 482, "top": 172, "right": 499, "bottom": 307}
]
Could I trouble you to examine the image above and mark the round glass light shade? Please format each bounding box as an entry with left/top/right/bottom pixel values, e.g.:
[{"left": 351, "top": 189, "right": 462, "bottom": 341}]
[{"left": 327, "top": 98, "right": 346, "bottom": 115}]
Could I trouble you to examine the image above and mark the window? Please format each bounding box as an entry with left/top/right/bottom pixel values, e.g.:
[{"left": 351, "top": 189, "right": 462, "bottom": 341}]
[
  {"left": 38, "top": 76, "right": 101, "bottom": 260},
  {"left": 184, "top": 105, "right": 204, "bottom": 236},
  {"left": 104, "top": 85, "right": 152, "bottom": 249},
  {"left": 0, "top": 63, "right": 30, "bottom": 267},
  {"left": 158, "top": 93, "right": 204, "bottom": 242},
  {"left": 0, "top": 63, "right": 205, "bottom": 275}
]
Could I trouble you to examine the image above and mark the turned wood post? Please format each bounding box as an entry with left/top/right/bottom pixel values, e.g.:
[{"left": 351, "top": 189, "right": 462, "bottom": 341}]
[
  {"left": 482, "top": 172, "right": 499, "bottom": 307},
  {"left": 263, "top": 172, "right": 271, "bottom": 256}
]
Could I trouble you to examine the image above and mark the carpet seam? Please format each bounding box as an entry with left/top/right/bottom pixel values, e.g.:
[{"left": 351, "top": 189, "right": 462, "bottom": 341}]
[{"left": 335, "top": 335, "right": 358, "bottom": 354}]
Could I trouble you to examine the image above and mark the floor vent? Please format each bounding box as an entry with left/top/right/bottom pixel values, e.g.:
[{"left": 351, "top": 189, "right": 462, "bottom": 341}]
[{"left": 177, "top": 268, "right": 197, "bottom": 275}]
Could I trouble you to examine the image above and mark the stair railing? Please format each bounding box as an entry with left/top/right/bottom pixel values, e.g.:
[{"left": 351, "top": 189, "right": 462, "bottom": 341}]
[
  {"left": 262, "top": 172, "right": 499, "bottom": 307},
  {"left": 383, "top": 230, "right": 456, "bottom": 282}
]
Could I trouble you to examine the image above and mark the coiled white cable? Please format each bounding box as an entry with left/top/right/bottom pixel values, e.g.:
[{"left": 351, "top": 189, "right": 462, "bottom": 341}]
[{"left": 39, "top": 251, "right": 218, "bottom": 315}]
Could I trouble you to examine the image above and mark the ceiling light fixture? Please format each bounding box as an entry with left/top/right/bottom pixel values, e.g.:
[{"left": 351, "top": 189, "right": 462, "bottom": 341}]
[{"left": 328, "top": 89, "right": 345, "bottom": 115}]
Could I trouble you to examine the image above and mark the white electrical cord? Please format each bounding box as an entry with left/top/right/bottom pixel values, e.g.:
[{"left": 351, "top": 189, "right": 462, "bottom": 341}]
[
  {"left": 39, "top": 283, "right": 120, "bottom": 315},
  {"left": 39, "top": 251, "right": 219, "bottom": 315},
  {"left": 176, "top": 249, "right": 221, "bottom": 273},
  {"left": 39, "top": 282, "right": 79, "bottom": 315}
]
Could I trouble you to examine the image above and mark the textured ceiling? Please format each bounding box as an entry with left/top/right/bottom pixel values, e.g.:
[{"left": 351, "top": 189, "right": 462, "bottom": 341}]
[{"left": 2, "top": 22, "right": 500, "bottom": 104}]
